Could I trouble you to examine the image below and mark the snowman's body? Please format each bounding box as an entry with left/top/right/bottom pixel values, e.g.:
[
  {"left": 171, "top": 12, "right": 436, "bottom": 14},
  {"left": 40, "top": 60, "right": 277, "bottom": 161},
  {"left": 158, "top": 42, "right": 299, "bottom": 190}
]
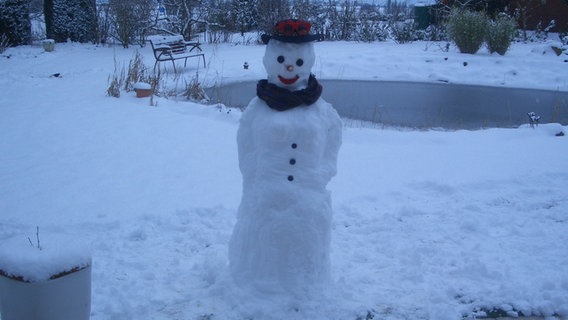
[{"left": 229, "top": 33, "right": 342, "bottom": 295}]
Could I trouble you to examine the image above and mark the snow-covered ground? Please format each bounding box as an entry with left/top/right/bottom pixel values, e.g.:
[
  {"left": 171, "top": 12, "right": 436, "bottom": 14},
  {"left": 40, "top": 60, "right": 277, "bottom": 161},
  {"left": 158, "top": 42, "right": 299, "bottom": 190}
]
[{"left": 0, "top": 38, "right": 567, "bottom": 320}]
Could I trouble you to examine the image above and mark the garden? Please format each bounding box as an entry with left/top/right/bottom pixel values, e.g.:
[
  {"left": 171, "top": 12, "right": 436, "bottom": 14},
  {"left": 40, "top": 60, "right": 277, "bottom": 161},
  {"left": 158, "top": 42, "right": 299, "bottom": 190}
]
[{"left": 1, "top": 1, "right": 568, "bottom": 319}]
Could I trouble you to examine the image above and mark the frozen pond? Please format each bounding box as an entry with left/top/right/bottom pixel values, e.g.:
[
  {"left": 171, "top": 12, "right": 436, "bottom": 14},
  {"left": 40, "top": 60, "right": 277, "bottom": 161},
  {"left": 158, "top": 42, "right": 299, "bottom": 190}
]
[{"left": 206, "top": 80, "right": 568, "bottom": 129}]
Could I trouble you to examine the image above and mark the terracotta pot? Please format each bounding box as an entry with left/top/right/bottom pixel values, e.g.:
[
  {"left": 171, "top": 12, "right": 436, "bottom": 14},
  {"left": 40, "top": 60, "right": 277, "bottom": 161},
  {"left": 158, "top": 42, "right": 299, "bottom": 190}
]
[{"left": 0, "top": 264, "right": 92, "bottom": 320}]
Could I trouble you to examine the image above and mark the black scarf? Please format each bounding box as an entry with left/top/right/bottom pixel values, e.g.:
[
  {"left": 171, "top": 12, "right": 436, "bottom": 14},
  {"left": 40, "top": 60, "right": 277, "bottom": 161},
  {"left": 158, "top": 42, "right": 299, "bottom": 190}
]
[{"left": 256, "top": 74, "right": 322, "bottom": 111}]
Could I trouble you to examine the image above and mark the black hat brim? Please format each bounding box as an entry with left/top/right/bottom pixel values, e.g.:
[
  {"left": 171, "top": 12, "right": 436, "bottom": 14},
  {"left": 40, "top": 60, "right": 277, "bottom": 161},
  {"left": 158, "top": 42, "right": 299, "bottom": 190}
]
[{"left": 261, "top": 33, "right": 323, "bottom": 44}]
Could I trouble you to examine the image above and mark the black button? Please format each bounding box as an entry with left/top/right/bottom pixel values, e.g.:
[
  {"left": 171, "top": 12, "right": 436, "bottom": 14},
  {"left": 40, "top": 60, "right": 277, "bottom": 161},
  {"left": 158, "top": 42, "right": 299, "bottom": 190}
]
[
  {"left": 287, "top": 175, "right": 294, "bottom": 181},
  {"left": 289, "top": 158, "right": 296, "bottom": 165},
  {"left": 291, "top": 143, "right": 297, "bottom": 149}
]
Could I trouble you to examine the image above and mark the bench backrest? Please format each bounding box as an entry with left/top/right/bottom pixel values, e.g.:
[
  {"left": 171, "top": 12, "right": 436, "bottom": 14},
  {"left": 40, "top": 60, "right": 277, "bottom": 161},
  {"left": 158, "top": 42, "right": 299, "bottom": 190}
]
[
  {"left": 148, "top": 34, "right": 184, "bottom": 46},
  {"left": 148, "top": 35, "right": 186, "bottom": 54}
]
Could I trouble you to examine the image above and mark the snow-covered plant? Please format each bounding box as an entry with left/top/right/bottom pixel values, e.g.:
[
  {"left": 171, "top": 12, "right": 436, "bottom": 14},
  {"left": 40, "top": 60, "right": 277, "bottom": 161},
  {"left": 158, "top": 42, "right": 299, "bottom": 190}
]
[
  {"left": 107, "top": 77, "right": 121, "bottom": 98},
  {"left": 355, "top": 5, "right": 386, "bottom": 43},
  {"left": 107, "top": 51, "right": 155, "bottom": 98},
  {"left": 106, "top": 51, "right": 169, "bottom": 102},
  {"left": 125, "top": 51, "right": 148, "bottom": 92},
  {"left": 356, "top": 20, "right": 385, "bottom": 43},
  {"left": 446, "top": 8, "right": 488, "bottom": 54},
  {"left": 107, "top": 55, "right": 124, "bottom": 98},
  {"left": 423, "top": 24, "right": 448, "bottom": 42},
  {"left": 390, "top": 20, "right": 417, "bottom": 44},
  {"left": 486, "top": 14, "right": 517, "bottom": 55},
  {"left": 183, "top": 72, "right": 207, "bottom": 102},
  {"left": 415, "top": 24, "right": 448, "bottom": 42},
  {"left": 560, "top": 32, "right": 568, "bottom": 46},
  {"left": 375, "top": 24, "right": 390, "bottom": 42},
  {"left": 533, "top": 20, "right": 555, "bottom": 42}
]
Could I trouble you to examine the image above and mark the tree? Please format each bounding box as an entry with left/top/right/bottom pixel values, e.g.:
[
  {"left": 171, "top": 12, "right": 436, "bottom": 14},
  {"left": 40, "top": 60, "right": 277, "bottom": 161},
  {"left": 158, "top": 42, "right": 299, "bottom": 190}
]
[
  {"left": 232, "top": 0, "right": 255, "bottom": 35},
  {"left": 291, "top": 0, "right": 326, "bottom": 35},
  {"left": 163, "top": 0, "right": 207, "bottom": 40},
  {"left": 326, "top": 1, "right": 358, "bottom": 40},
  {"left": 44, "top": 0, "right": 98, "bottom": 43},
  {"left": 0, "top": 0, "right": 31, "bottom": 46},
  {"left": 109, "top": 0, "right": 153, "bottom": 47},
  {"left": 255, "top": 0, "right": 291, "bottom": 34}
]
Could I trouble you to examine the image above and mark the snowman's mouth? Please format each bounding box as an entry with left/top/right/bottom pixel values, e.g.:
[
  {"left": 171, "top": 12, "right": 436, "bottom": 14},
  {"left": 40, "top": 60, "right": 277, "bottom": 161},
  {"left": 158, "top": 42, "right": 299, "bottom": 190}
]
[{"left": 278, "top": 75, "right": 299, "bottom": 85}]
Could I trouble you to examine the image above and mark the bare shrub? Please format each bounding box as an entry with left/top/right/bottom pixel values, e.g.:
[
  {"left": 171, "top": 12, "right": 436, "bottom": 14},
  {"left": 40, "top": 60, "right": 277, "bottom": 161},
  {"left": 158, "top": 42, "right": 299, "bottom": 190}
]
[
  {"left": 124, "top": 51, "right": 149, "bottom": 92},
  {"left": 108, "top": 0, "right": 153, "bottom": 48},
  {"left": 183, "top": 72, "right": 208, "bottom": 102}
]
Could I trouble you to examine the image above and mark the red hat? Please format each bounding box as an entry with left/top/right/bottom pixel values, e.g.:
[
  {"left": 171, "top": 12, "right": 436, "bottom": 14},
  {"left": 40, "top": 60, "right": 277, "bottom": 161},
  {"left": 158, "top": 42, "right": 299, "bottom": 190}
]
[{"left": 261, "top": 19, "right": 323, "bottom": 44}]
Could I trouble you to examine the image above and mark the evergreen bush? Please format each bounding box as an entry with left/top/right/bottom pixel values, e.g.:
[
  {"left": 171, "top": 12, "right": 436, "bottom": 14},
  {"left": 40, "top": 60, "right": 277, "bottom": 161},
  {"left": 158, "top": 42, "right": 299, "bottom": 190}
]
[
  {"left": 446, "top": 8, "right": 488, "bottom": 54},
  {"left": 486, "top": 14, "right": 517, "bottom": 55},
  {"left": 44, "top": 0, "right": 97, "bottom": 43},
  {"left": 0, "top": 0, "right": 31, "bottom": 46}
]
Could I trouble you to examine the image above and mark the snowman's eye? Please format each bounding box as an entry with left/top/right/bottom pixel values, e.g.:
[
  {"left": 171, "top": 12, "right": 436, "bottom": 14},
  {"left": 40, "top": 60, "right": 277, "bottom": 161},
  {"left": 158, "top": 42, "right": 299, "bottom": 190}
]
[
  {"left": 277, "top": 56, "right": 285, "bottom": 63},
  {"left": 296, "top": 59, "right": 304, "bottom": 67}
]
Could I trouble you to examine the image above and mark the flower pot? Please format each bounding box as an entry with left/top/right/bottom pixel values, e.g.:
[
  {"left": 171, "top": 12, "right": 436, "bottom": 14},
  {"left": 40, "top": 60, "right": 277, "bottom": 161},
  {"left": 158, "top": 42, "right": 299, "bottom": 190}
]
[
  {"left": 135, "top": 88, "right": 153, "bottom": 98},
  {"left": 42, "top": 39, "right": 55, "bottom": 52},
  {"left": 0, "top": 233, "right": 92, "bottom": 320},
  {"left": 133, "top": 82, "right": 153, "bottom": 98},
  {"left": 0, "top": 264, "right": 92, "bottom": 320}
]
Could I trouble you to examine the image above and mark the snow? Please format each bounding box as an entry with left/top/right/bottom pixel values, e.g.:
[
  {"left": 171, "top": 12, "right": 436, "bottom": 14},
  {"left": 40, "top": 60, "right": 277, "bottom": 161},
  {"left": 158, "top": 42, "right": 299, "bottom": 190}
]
[
  {"left": 133, "top": 82, "right": 152, "bottom": 90},
  {"left": 0, "top": 38, "right": 567, "bottom": 319},
  {"left": 0, "top": 233, "right": 91, "bottom": 282},
  {"left": 204, "top": 40, "right": 568, "bottom": 92}
]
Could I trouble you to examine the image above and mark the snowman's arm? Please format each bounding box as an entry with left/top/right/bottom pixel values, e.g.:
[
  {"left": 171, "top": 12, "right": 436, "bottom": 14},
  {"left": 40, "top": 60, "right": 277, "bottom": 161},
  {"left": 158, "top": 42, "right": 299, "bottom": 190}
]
[
  {"left": 322, "top": 108, "right": 343, "bottom": 179},
  {"left": 236, "top": 105, "right": 256, "bottom": 177}
]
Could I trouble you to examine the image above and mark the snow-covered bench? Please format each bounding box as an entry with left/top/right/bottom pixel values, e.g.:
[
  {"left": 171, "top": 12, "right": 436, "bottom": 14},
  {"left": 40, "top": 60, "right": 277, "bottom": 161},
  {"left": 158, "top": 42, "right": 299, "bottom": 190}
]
[{"left": 148, "top": 35, "right": 206, "bottom": 73}]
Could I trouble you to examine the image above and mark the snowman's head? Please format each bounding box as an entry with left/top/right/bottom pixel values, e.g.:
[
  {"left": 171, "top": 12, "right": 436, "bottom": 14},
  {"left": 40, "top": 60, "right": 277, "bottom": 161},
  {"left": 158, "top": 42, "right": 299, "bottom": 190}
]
[{"left": 263, "top": 40, "right": 315, "bottom": 91}]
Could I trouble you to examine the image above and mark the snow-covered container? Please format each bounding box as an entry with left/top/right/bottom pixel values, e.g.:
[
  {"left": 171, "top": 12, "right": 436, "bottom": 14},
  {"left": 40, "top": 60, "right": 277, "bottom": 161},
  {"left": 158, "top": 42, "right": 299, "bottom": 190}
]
[
  {"left": 42, "top": 39, "right": 55, "bottom": 52},
  {"left": 0, "top": 233, "right": 92, "bottom": 320},
  {"left": 133, "top": 82, "right": 153, "bottom": 98}
]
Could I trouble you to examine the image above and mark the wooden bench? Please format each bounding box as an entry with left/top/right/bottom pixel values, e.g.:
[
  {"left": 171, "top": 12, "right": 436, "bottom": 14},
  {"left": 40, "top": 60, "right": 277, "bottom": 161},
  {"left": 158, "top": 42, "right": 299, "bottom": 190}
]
[{"left": 148, "top": 35, "right": 206, "bottom": 73}]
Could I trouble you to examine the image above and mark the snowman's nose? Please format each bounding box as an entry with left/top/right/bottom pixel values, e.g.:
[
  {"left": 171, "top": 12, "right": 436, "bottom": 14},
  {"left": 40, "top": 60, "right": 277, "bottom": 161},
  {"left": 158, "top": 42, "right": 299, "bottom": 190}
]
[{"left": 286, "top": 65, "right": 294, "bottom": 72}]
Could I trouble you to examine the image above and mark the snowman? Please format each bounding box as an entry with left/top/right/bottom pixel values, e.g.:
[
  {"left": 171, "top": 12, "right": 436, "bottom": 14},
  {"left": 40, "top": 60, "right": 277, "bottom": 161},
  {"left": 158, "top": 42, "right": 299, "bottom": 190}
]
[{"left": 229, "top": 19, "right": 342, "bottom": 296}]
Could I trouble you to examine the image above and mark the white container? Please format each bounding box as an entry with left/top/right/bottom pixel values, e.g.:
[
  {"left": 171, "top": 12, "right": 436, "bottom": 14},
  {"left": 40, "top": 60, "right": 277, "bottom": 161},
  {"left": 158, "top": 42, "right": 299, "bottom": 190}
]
[
  {"left": 0, "top": 233, "right": 92, "bottom": 320},
  {"left": 0, "top": 264, "right": 92, "bottom": 320},
  {"left": 42, "top": 39, "right": 55, "bottom": 52}
]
